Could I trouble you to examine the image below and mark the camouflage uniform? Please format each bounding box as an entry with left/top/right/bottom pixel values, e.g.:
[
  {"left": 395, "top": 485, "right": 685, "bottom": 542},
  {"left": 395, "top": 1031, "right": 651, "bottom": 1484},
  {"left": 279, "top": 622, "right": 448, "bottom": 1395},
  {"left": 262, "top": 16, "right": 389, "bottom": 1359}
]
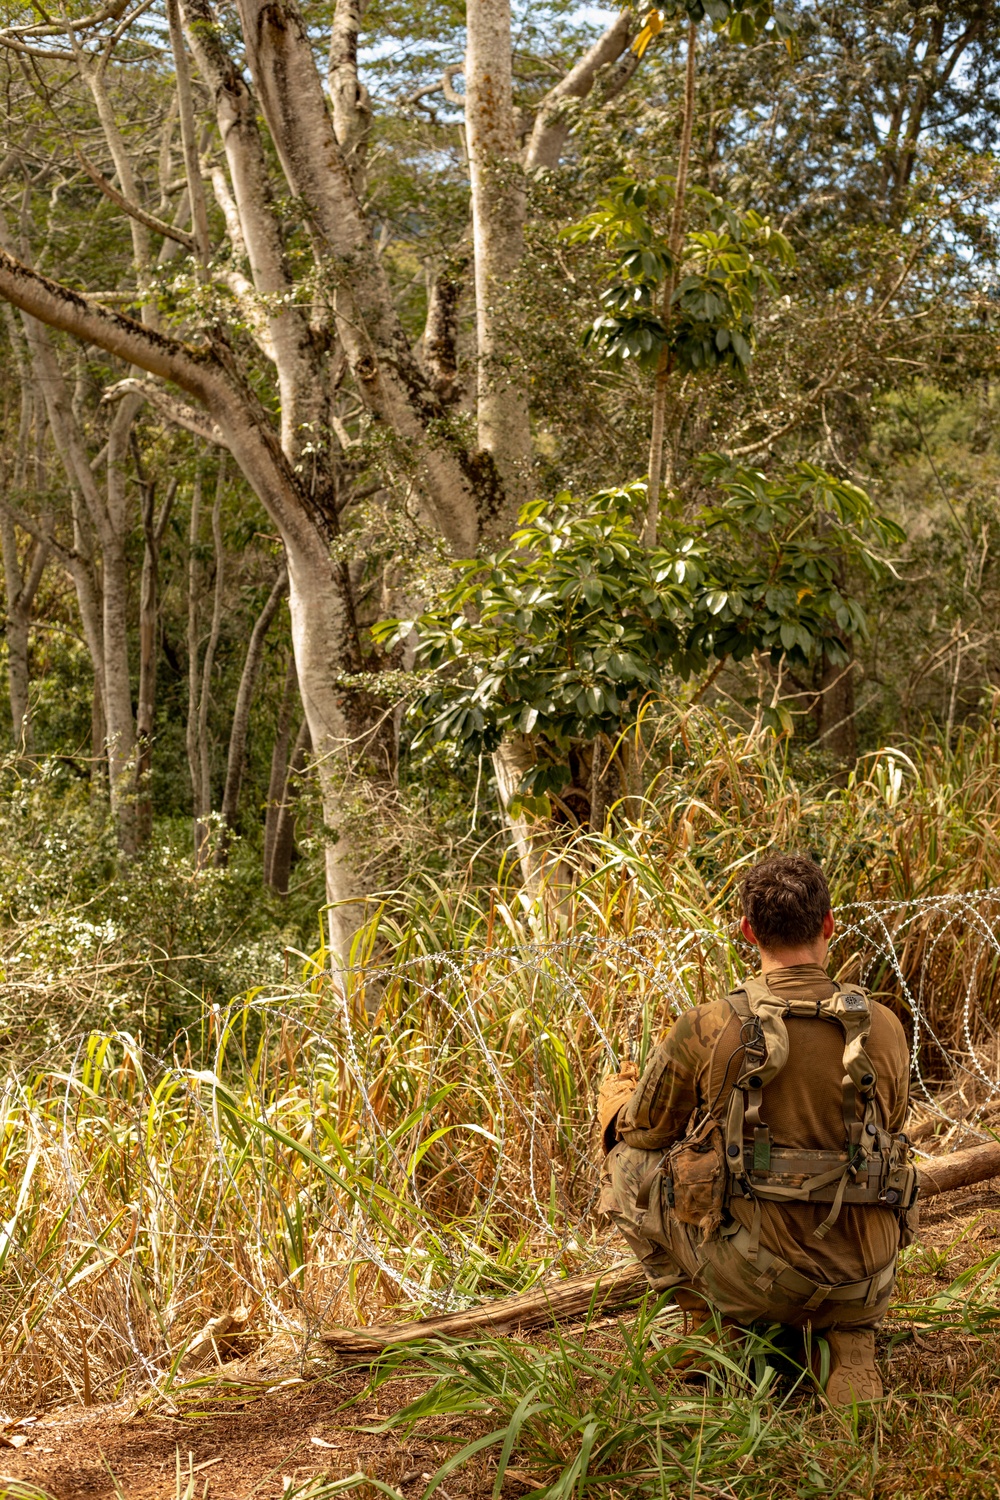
[{"left": 598, "top": 963, "right": 910, "bottom": 1329}]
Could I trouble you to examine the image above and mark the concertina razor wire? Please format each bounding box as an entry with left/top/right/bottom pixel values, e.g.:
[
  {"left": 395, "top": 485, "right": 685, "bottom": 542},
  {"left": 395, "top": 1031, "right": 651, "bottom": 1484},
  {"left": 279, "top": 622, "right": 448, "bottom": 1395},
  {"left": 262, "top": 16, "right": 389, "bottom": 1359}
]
[{"left": 3, "top": 887, "right": 1000, "bottom": 1380}]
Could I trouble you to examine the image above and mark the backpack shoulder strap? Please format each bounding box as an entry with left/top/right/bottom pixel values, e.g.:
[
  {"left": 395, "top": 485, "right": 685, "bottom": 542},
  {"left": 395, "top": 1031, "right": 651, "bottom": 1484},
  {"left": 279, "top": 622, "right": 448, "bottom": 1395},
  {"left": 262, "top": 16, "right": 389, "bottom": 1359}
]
[
  {"left": 734, "top": 976, "right": 791, "bottom": 1088},
  {"left": 725, "top": 986, "right": 752, "bottom": 1021},
  {"left": 825, "top": 981, "right": 882, "bottom": 1152},
  {"left": 723, "top": 977, "right": 789, "bottom": 1182}
]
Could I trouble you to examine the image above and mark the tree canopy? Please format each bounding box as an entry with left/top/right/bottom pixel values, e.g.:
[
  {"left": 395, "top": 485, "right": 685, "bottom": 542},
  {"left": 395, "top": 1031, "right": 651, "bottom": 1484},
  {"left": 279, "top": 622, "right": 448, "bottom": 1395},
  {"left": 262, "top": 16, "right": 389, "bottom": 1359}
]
[{"left": 0, "top": 0, "right": 997, "bottom": 932}]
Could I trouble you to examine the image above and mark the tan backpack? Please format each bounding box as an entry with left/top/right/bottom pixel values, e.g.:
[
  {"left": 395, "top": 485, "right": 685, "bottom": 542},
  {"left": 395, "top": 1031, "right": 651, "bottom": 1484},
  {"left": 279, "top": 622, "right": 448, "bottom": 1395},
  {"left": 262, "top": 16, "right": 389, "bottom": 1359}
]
[{"left": 638, "top": 977, "right": 918, "bottom": 1247}]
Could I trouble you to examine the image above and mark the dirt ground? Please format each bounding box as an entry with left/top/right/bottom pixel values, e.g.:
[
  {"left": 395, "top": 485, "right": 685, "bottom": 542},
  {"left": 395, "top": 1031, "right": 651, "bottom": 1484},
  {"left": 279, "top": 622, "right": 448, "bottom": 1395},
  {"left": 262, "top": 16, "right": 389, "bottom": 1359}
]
[
  {"left": 2, "top": 1182, "right": 999, "bottom": 1500},
  {"left": 0, "top": 1369, "right": 442, "bottom": 1500}
]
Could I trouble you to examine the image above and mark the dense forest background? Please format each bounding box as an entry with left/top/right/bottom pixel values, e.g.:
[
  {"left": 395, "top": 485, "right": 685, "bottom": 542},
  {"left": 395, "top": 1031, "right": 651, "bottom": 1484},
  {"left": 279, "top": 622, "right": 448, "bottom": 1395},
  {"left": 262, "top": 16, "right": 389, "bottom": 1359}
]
[
  {"left": 1, "top": 0, "right": 999, "bottom": 1050},
  {"left": 6, "top": 0, "right": 1000, "bottom": 1445}
]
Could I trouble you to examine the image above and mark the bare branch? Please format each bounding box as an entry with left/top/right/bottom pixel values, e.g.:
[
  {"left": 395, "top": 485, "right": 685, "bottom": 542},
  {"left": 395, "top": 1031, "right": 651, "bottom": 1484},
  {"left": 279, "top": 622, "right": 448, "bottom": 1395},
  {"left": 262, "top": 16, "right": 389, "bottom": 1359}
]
[
  {"left": 104, "top": 0, "right": 161, "bottom": 56},
  {"left": 17, "top": 533, "right": 51, "bottom": 616},
  {"left": 441, "top": 64, "right": 465, "bottom": 106},
  {"left": 103, "top": 378, "right": 230, "bottom": 448},
  {"left": 0, "top": 495, "right": 74, "bottom": 567},
  {"left": 2, "top": 0, "right": 129, "bottom": 38},
  {"left": 75, "top": 147, "right": 198, "bottom": 252},
  {"left": 524, "top": 11, "right": 633, "bottom": 172},
  {"left": 0, "top": 36, "right": 76, "bottom": 59},
  {"left": 730, "top": 227, "right": 940, "bottom": 458}
]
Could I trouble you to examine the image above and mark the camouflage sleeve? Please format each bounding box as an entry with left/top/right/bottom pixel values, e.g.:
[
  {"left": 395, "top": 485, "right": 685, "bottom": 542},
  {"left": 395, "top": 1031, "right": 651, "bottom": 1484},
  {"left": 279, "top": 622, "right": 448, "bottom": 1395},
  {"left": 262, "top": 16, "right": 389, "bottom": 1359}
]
[{"left": 616, "top": 1005, "right": 719, "bottom": 1150}]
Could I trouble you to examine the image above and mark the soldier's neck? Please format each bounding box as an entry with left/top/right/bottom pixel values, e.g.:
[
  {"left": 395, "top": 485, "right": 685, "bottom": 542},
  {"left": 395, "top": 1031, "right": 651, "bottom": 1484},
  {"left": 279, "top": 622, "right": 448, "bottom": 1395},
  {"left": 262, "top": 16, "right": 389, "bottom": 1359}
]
[{"left": 757, "top": 941, "right": 830, "bottom": 976}]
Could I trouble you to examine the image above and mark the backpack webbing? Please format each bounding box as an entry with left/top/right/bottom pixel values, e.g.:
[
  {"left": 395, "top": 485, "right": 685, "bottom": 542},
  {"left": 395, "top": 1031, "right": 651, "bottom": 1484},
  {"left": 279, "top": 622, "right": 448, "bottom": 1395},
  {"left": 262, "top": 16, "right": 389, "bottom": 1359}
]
[{"left": 722, "top": 977, "right": 916, "bottom": 1246}]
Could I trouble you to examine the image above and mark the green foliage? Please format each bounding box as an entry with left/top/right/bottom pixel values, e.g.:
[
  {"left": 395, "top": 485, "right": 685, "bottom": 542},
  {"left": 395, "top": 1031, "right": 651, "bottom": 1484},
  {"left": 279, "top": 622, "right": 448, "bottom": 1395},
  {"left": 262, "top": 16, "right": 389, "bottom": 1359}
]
[
  {"left": 377, "top": 461, "right": 903, "bottom": 793},
  {"left": 357, "top": 1246, "right": 1000, "bottom": 1499},
  {"left": 566, "top": 183, "right": 795, "bottom": 375},
  {"left": 635, "top": 0, "right": 794, "bottom": 52},
  {"left": 365, "top": 1308, "right": 864, "bottom": 1499},
  {"left": 0, "top": 757, "right": 315, "bottom": 1057}
]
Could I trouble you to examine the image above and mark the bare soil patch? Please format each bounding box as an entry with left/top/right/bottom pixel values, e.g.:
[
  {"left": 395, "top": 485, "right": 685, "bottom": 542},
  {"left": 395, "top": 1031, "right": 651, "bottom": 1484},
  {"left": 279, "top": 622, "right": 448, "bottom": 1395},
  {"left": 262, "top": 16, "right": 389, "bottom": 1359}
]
[
  {"left": 0, "top": 1368, "right": 440, "bottom": 1500},
  {"left": 3, "top": 1181, "right": 1000, "bottom": 1500}
]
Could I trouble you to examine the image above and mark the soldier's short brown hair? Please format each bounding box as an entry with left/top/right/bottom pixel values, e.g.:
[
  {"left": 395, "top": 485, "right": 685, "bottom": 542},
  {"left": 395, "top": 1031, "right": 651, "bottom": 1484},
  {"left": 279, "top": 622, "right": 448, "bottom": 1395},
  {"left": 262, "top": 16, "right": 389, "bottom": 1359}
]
[{"left": 739, "top": 854, "right": 831, "bottom": 951}]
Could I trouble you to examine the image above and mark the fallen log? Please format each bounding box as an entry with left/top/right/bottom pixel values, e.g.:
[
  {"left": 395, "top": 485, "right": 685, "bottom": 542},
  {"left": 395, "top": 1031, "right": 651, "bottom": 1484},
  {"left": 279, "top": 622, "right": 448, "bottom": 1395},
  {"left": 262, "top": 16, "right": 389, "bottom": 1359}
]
[
  {"left": 321, "top": 1263, "right": 649, "bottom": 1358},
  {"left": 914, "top": 1138, "right": 1000, "bottom": 1198},
  {"left": 321, "top": 1140, "right": 1000, "bottom": 1356}
]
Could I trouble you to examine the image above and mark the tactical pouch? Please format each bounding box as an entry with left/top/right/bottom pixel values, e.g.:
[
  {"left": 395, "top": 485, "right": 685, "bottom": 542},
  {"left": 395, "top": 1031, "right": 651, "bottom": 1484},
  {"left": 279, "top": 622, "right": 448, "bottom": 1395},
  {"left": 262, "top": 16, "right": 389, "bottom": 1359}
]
[
  {"left": 897, "top": 1194, "right": 920, "bottom": 1249},
  {"left": 638, "top": 1112, "right": 726, "bottom": 1243},
  {"left": 893, "top": 1152, "right": 923, "bottom": 1248},
  {"left": 883, "top": 1138, "right": 919, "bottom": 1247}
]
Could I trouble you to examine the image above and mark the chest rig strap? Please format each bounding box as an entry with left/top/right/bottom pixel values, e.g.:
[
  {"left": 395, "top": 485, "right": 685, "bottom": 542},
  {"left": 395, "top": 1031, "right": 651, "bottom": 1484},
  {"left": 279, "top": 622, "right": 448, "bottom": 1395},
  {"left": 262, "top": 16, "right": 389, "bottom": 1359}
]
[{"left": 723, "top": 977, "right": 884, "bottom": 1241}]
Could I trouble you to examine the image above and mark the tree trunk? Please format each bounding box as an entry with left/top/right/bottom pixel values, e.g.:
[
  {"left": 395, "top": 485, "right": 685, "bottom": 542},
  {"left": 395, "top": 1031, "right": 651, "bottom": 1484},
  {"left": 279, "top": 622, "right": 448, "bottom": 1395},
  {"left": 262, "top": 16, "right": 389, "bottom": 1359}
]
[
  {"left": 816, "top": 645, "right": 858, "bottom": 761},
  {"left": 71, "top": 496, "right": 109, "bottom": 790},
  {"left": 186, "top": 469, "right": 209, "bottom": 859},
  {"left": 264, "top": 652, "right": 298, "bottom": 884},
  {"left": 91, "top": 683, "right": 107, "bottom": 795},
  {"left": 285, "top": 531, "right": 395, "bottom": 955},
  {"left": 217, "top": 560, "right": 288, "bottom": 864},
  {"left": 136, "top": 472, "right": 178, "bottom": 842},
  {"left": 99, "top": 397, "right": 141, "bottom": 852},
  {"left": 589, "top": 733, "right": 611, "bottom": 834},
  {"left": 198, "top": 470, "right": 226, "bottom": 849},
  {"left": 644, "top": 20, "right": 697, "bottom": 547},
  {"left": 268, "top": 714, "right": 311, "bottom": 895},
  {"left": 422, "top": 252, "right": 467, "bottom": 402},
  {"left": 185, "top": 465, "right": 228, "bottom": 865},
  {"left": 166, "top": 0, "right": 212, "bottom": 264},
  {"left": 0, "top": 509, "right": 48, "bottom": 754},
  {"left": 915, "top": 1141, "right": 1000, "bottom": 1198},
  {"left": 0, "top": 306, "right": 45, "bottom": 751},
  {"left": 5, "top": 607, "right": 31, "bottom": 751},
  {"left": 136, "top": 490, "right": 157, "bottom": 839},
  {"left": 322, "top": 1263, "right": 648, "bottom": 1355},
  {"left": 465, "top": 0, "right": 531, "bottom": 519},
  {"left": 493, "top": 733, "right": 543, "bottom": 896}
]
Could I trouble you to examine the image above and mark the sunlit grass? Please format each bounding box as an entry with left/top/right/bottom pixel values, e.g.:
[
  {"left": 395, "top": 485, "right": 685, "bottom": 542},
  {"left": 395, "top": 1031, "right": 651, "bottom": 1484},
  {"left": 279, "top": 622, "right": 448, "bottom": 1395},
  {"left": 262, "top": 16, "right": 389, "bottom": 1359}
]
[{"left": 1, "top": 706, "right": 1000, "bottom": 1427}]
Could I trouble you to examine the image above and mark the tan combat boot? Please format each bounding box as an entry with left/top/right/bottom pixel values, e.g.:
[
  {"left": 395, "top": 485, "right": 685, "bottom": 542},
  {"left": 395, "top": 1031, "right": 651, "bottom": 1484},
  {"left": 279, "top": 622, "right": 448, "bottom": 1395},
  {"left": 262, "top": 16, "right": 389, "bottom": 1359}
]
[{"left": 824, "top": 1329, "right": 883, "bottom": 1406}]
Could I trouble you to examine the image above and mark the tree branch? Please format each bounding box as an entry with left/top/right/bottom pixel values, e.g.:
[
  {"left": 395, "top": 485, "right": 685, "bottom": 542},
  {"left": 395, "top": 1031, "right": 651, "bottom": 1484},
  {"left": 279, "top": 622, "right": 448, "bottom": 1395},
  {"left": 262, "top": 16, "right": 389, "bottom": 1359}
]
[
  {"left": 524, "top": 10, "right": 633, "bottom": 172},
  {"left": 103, "top": 377, "right": 231, "bottom": 448},
  {"left": 2, "top": 0, "right": 129, "bottom": 38},
  {"left": 441, "top": 64, "right": 466, "bottom": 106},
  {"left": 730, "top": 227, "right": 938, "bottom": 459},
  {"left": 219, "top": 560, "right": 289, "bottom": 841},
  {"left": 0, "top": 495, "right": 74, "bottom": 568},
  {"left": 166, "top": 0, "right": 211, "bottom": 262},
  {"left": 0, "top": 247, "right": 210, "bottom": 392},
  {"left": 17, "top": 534, "right": 51, "bottom": 615},
  {"left": 0, "top": 243, "right": 333, "bottom": 556},
  {"left": 75, "top": 147, "right": 198, "bottom": 252}
]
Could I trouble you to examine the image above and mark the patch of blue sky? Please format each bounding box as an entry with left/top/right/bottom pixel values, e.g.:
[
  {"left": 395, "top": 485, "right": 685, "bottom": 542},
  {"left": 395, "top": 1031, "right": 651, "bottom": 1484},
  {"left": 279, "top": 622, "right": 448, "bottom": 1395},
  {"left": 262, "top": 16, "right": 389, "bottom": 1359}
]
[{"left": 359, "top": 0, "right": 620, "bottom": 102}]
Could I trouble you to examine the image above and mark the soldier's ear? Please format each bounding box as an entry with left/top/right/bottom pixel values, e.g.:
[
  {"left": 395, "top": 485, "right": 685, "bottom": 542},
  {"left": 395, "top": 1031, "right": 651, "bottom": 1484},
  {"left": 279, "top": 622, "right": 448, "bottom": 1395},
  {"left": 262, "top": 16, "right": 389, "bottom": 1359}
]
[
  {"left": 740, "top": 916, "right": 759, "bottom": 947},
  {"left": 822, "top": 910, "right": 835, "bottom": 940}
]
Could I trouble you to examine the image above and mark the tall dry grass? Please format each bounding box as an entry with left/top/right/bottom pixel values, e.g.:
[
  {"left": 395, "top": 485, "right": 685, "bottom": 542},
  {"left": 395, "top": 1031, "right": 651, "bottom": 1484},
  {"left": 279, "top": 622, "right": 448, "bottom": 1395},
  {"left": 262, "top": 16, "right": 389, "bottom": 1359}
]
[{"left": 1, "top": 708, "right": 1000, "bottom": 1414}]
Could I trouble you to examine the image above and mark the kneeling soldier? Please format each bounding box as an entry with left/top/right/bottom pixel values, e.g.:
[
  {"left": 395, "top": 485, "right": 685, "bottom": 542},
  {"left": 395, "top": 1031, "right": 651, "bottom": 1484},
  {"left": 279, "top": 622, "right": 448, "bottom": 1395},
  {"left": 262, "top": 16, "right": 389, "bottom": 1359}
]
[{"left": 598, "top": 854, "right": 916, "bottom": 1405}]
